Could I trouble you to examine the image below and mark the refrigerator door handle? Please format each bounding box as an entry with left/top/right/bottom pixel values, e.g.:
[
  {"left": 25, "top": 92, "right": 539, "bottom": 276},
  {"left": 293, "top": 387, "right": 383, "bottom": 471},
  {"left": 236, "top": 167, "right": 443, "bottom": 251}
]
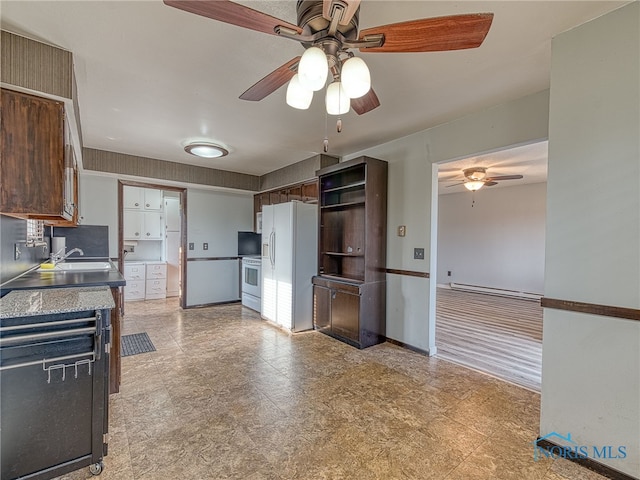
[{"left": 270, "top": 231, "right": 276, "bottom": 268}]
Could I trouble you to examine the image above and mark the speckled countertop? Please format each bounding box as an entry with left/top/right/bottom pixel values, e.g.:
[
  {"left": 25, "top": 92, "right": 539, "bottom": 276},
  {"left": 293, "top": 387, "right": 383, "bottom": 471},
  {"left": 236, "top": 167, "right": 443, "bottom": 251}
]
[{"left": 0, "top": 286, "right": 115, "bottom": 319}]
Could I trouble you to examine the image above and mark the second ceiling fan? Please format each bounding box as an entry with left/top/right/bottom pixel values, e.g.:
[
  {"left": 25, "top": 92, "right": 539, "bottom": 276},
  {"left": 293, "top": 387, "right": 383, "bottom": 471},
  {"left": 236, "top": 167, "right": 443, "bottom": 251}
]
[{"left": 163, "top": 0, "right": 494, "bottom": 115}]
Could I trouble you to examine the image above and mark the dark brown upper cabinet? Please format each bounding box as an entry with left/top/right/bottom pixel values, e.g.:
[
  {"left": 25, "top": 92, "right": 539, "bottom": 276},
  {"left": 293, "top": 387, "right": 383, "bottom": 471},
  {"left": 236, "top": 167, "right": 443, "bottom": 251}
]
[{"left": 0, "top": 88, "right": 77, "bottom": 225}]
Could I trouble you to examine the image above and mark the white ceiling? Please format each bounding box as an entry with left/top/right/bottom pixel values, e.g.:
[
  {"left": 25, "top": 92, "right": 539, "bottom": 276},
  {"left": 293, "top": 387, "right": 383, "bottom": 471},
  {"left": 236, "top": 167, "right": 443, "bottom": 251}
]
[{"left": 0, "top": 1, "right": 628, "bottom": 177}]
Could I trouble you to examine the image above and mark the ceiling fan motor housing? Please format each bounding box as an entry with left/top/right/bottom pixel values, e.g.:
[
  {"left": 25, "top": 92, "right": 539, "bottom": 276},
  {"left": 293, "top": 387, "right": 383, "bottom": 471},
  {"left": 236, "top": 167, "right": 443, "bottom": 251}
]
[{"left": 297, "top": 0, "right": 359, "bottom": 42}]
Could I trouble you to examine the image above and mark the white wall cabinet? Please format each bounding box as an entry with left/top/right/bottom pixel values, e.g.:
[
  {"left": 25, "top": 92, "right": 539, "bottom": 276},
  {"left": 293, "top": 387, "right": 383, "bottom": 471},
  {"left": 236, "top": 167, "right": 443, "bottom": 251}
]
[
  {"left": 124, "top": 186, "right": 163, "bottom": 211},
  {"left": 123, "top": 210, "right": 163, "bottom": 240}
]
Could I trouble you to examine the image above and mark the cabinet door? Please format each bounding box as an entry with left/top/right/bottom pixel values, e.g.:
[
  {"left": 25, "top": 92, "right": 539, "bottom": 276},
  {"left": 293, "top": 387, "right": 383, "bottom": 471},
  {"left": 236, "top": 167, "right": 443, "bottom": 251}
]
[
  {"left": 123, "top": 186, "right": 143, "bottom": 209},
  {"left": 313, "top": 285, "right": 331, "bottom": 330},
  {"left": 331, "top": 290, "right": 360, "bottom": 342},
  {"left": 143, "top": 212, "right": 163, "bottom": 239},
  {"left": 0, "top": 89, "right": 65, "bottom": 218},
  {"left": 143, "top": 189, "right": 163, "bottom": 211},
  {"left": 123, "top": 211, "right": 142, "bottom": 240}
]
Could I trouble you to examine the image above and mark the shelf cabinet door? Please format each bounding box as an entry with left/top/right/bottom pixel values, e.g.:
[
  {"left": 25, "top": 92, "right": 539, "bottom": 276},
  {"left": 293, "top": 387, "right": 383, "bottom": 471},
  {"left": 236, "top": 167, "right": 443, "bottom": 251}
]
[
  {"left": 143, "top": 189, "right": 163, "bottom": 211},
  {"left": 123, "top": 211, "right": 142, "bottom": 240},
  {"left": 330, "top": 289, "right": 360, "bottom": 343},
  {"left": 123, "top": 186, "right": 143, "bottom": 210},
  {"left": 143, "top": 212, "right": 163, "bottom": 239},
  {"left": 313, "top": 285, "right": 331, "bottom": 331},
  {"left": 0, "top": 89, "right": 68, "bottom": 220}
]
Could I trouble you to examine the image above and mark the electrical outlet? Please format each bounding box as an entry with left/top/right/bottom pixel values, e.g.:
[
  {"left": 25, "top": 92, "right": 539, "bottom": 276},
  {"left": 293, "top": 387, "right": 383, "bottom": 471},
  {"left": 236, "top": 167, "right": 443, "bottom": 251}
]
[
  {"left": 414, "top": 248, "right": 425, "bottom": 260},
  {"left": 189, "top": 243, "right": 194, "bottom": 250},
  {"left": 448, "top": 270, "right": 452, "bottom": 277},
  {"left": 397, "top": 225, "right": 406, "bottom": 237},
  {"left": 203, "top": 243, "right": 208, "bottom": 250}
]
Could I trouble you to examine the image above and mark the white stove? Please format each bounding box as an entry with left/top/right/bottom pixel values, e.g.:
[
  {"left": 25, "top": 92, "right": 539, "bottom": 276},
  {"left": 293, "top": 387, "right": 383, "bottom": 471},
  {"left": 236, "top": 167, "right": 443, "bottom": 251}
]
[{"left": 241, "top": 256, "right": 261, "bottom": 312}]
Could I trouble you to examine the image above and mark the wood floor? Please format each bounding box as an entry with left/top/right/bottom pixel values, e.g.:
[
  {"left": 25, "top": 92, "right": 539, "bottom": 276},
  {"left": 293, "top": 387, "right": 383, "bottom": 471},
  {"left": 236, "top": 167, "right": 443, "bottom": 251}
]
[{"left": 436, "top": 287, "right": 543, "bottom": 391}]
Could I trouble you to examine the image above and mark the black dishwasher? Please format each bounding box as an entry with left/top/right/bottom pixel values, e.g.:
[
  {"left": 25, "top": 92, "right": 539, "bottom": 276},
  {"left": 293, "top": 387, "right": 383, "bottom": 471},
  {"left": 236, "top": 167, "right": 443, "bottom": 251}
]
[{"left": 0, "top": 306, "right": 111, "bottom": 480}]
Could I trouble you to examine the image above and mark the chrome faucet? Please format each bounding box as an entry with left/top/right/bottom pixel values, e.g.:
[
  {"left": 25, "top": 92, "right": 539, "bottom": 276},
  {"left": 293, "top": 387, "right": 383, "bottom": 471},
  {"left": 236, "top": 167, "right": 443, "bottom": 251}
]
[{"left": 51, "top": 247, "right": 84, "bottom": 263}]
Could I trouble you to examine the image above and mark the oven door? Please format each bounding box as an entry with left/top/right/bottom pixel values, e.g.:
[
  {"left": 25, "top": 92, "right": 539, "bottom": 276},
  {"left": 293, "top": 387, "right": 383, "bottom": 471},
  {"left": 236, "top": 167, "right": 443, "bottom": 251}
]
[{"left": 242, "top": 262, "right": 261, "bottom": 298}]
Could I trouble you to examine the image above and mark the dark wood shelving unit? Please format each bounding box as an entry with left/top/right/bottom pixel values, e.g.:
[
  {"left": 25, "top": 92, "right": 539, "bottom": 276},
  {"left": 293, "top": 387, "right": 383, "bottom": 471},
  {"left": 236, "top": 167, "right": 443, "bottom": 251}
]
[{"left": 312, "top": 156, "right": 387, "bottom": 349}]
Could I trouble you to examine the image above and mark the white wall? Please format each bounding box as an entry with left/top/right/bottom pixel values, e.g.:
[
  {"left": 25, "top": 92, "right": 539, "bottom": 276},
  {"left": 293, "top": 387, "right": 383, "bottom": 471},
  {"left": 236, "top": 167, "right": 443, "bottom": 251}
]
[
  {"left": 343, "top": 89, "right": 550, "bottom": 353},
  {"left": 79, "top": 174, "right": 119, "bottom": 258},
  {"left": 438, "top": 182, "right": 546, "bottom": 294},
  {"left": 185, "top": 188, "right": 253, "bottom": 306},
  {"left": 540, "top": 3, "right": 639, "bottom": 477}
]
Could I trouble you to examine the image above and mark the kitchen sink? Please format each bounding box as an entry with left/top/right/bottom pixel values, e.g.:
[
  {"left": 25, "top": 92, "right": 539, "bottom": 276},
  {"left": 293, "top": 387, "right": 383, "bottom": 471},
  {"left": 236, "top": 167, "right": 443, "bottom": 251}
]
[{"left": 38, "top": 262, "right": 112, "bottom": 272}]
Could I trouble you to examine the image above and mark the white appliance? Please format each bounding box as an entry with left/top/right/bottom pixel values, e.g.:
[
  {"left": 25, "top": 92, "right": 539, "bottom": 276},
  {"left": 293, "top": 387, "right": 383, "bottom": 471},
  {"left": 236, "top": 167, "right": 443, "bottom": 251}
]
[
  {"left": 241, "top": 256, "right": 262, "bottom": 312},
  {"left": 261, "top": 202, "right": 317, "bottom": 332}
]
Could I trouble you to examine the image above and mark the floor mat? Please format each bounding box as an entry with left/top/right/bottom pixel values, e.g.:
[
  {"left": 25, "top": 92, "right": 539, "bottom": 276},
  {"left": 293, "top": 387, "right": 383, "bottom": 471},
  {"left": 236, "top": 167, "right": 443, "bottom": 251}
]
[{"left": 121, "top": 332, "right": 156, "bottom": 357}]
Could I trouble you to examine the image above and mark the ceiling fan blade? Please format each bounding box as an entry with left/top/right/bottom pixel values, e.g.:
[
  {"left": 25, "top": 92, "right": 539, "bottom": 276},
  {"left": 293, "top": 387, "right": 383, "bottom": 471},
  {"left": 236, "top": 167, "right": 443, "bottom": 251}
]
[
  {"left": 323, "top": 0, "right": 361, "bottom": 26},
  {"left": 351, "top": 88, "right": 380, "bottom": 115},
  {"left": 358, "top": 13, "right": 494, "bottom": 53},
  {"left": 239, "top": 57, "right": 301, "bottom": 101},
  {"left": 446, "top": 182, "right": 465, "bottom": 188},
  {"left": 485, "top": 175, "right": 524, "bottom": 181},
  {"left": 163, "top": 0, "right": 302, "bottom": 36},
  {"left": 484, "top": 181, "right": 498, "bottom": 187}
]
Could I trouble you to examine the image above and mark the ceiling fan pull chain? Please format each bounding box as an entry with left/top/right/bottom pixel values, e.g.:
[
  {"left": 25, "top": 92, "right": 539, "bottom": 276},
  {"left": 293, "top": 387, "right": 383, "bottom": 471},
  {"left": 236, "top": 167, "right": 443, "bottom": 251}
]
[{"left": 337, "top": 118, "right": 343, "bottom": 133}]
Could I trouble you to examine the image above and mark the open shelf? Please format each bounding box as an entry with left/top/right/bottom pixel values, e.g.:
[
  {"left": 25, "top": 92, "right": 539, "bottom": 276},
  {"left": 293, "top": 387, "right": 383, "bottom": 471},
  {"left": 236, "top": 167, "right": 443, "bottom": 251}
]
[
  {"left": 321, "top": 201, "right": 365, "bottom": 210},
  {"left": 322, "top": 180, "right": 366, "bottom": 194}
]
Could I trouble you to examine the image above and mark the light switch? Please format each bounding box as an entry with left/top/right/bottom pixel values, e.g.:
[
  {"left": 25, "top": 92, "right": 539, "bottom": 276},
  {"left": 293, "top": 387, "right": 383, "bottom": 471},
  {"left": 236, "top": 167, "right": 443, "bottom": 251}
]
[
  {"left": 397, "top": 225, "right": 406, "bottom": 237},
  {"left": 189, "top": 243, "right": 194, "bottom": 250}
]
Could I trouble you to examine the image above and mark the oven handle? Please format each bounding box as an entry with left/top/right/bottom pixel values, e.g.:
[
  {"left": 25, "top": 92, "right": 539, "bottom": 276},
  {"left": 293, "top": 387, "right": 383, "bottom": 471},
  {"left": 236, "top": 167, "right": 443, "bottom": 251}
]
[
  {"left": 0, "top": 316, "right": 98, "bottom": 333},
  {"left": 0, "top": 351, "right": 95, "bottom": 372},
  {"left": 0, "top": 326, "right": 97, "bottom": 347}
]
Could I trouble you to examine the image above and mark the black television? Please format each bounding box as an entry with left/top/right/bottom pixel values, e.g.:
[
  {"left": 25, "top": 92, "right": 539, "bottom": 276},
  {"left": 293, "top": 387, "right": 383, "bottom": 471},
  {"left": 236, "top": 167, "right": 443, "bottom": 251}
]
[{"left": 238, "top": 231, "right": 261, "bottom": 256}]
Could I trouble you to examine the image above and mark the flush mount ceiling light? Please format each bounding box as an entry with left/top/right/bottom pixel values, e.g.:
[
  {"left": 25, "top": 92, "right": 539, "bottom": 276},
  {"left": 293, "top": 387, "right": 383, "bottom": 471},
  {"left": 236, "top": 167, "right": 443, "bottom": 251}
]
[{"left": 184, "top": 142, "right": 229, "bottom": 159}]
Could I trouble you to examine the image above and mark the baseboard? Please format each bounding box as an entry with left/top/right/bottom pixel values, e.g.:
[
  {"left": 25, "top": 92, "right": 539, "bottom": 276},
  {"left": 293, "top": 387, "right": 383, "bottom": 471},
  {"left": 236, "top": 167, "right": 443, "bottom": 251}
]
[
  {"left": 385, "top": 338, "right": 434, "bottom": 356},
  {"left": 535, "top": 438, "right": 638, "bottom": 480}
]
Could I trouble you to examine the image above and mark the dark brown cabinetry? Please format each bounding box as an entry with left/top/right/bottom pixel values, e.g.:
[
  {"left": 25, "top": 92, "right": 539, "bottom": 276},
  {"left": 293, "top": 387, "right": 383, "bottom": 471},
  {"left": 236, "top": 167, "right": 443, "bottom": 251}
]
[
  {"left": 312, "top": 156, "right": 387, "bottom": 348},
  {"left": 254, "top": 179, "right": 318, "bottom": 230},
  {"left": 0, "top": 88, "right": 77, "bottom": 224}
]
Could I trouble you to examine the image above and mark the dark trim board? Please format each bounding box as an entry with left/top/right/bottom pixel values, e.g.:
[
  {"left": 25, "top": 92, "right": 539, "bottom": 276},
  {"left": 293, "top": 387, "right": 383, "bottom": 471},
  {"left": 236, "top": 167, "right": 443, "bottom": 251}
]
[
  {"left": 541, "top": 297, "right": 640, "bottom": 322},
  {"left": 535, "top": 438, "right": 637, "bottom": 480},
  {"left": 385, "top": 338, "right": 430, "bottom": 356},
  {"left": 385, "top": 268, "right": 429, "bottom": 278}
]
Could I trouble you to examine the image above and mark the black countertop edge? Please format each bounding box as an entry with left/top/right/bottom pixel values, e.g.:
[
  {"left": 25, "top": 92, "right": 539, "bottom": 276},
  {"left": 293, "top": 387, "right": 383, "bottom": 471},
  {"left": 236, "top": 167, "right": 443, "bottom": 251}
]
[{"left": 0, "top": 260, "right": 126, "bottom": 297}]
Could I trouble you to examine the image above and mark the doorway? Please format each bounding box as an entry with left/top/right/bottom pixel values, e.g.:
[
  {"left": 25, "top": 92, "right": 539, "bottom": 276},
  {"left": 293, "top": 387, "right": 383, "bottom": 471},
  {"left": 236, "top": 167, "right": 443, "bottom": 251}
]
[
  {"left": 118, "top": 180, "right": 187, "bottom": 309},
  {"left": 429, "top": 141, "right": 548, "bottom": 390}
]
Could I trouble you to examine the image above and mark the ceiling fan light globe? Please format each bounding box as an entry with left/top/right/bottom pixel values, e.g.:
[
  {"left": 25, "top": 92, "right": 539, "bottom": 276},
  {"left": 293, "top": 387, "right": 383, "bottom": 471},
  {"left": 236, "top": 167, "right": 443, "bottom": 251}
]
[
  {"left": 464, "top": 180, "right": 485, "bottom": 191},
  {"left": 286, "top": 74, "right": 313, "bottom": 110},
  {"left": 325, "top": 81, "right": 350, "bottom": 115},
  {"left": 298, "top": 46, "right": 328, "bottom": 92},
  {"left": 341, "top": 56, "right": 371, "bottom": 99}
]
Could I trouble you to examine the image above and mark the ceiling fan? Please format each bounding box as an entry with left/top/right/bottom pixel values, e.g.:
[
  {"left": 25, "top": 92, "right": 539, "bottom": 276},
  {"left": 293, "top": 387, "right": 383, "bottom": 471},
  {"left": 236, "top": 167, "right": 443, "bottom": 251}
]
[
  {"left": 163, "top": 0, "right": 494, "bottom": 116},
  {"left": 447, "top": 167, "right": 523, "bottom": 191}
]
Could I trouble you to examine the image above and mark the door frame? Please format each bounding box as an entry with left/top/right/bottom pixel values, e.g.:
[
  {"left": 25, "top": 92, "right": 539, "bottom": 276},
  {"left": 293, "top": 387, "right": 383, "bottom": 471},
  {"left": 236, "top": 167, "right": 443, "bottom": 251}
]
[{"left": 118, "top": 180, "right": 188, "bottom": 309}]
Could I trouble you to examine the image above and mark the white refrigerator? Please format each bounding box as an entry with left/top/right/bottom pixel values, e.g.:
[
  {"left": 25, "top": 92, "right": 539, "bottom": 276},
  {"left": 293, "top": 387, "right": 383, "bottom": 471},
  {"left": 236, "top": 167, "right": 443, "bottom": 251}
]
[{"left": 261, "top": 202, "right": 317, "bottom": 332}]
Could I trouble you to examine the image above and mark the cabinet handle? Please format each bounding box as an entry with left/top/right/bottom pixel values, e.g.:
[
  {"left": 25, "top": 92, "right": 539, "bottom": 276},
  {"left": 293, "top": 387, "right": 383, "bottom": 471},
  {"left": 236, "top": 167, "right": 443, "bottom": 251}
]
[
  {"left": 135, "top": 232, "right": 139, "bottom": 236},
  {"left": 146, "top": 203, "right": 150, "bottom": 207},
  {"left": 146, "top": 232, "right": 151, "bottom": 236},
  {"left": 135, "top": 202, "right": 139, "bottom": 207}
]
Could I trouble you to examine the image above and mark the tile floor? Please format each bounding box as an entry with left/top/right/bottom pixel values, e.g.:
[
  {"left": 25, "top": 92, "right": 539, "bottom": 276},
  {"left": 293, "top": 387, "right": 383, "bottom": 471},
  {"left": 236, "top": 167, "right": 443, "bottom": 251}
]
[{"left": 56, "top": 299, "right": 606, "bottom": 480}]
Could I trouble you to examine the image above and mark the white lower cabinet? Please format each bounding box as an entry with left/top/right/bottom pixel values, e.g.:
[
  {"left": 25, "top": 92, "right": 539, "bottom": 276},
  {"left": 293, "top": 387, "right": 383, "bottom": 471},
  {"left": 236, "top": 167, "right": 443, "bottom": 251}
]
[
  {"left": 123, "top": 263, "right": 145, "bottom": 301},
  {"left": 145, "top": 262, "right": 167, "bottom": 300},
  {"left": 123, "top": 261, "right": 167, "bottom": 301}
]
